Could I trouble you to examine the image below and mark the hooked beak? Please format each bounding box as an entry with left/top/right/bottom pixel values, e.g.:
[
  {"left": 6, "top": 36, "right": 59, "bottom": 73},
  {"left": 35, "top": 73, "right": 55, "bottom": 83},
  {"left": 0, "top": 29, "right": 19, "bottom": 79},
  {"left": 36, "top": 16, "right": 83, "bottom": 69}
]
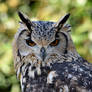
[{"left": 40, "top": 47, "right": 46, "bottom": 61}]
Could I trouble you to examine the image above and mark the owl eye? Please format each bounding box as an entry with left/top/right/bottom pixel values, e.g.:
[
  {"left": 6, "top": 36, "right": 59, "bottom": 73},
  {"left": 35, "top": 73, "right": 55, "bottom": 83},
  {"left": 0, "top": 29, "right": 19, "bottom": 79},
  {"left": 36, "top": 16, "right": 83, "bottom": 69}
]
[
  {"left": 26, "top": 39, "right": 36, "bottom": 46},
  {"left": 50, "top": 39, "right": 59, "bottom": 46}
]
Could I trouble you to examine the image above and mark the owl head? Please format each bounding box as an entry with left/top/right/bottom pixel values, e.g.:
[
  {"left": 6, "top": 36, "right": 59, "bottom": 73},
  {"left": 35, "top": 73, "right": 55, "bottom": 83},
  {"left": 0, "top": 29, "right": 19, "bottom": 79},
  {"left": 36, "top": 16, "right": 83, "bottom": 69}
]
[{"left": 13, "top": 11, "right": 77, "bottom": 65}]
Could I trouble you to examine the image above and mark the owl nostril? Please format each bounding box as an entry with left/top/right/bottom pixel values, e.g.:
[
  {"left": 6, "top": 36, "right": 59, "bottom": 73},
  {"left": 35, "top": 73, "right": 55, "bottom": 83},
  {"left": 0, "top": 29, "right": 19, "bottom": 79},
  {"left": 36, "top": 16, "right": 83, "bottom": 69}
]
[{"left": 40, "top": 47, "right": 46, "bottom": 61}]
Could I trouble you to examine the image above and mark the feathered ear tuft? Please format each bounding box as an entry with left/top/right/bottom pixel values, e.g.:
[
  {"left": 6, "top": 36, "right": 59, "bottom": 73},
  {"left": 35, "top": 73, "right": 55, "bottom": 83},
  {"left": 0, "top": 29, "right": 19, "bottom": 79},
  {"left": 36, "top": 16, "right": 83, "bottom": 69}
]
[
  {"left": 18, "top": 11, "right": 28, "bottom": 23},
  {"left": 55, "top": 13, "right": 70, "bottom": 30},
  {"left": 18, "top": 11, "right": 33, "bottom": 30}
]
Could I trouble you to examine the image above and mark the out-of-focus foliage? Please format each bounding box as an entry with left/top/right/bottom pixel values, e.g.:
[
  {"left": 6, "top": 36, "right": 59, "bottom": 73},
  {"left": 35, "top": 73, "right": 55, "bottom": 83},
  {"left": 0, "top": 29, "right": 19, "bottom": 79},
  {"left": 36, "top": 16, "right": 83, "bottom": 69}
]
[{"left": 0, "top": 0, "right": 92, "bottom": 92}]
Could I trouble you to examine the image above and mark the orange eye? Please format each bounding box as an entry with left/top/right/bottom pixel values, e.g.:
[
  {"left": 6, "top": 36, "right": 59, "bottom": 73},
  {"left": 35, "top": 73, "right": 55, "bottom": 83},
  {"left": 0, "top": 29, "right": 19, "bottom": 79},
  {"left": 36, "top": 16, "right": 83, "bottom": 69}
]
[
  {"left": 26, "top": 39, "right": 36, "bottom": 46},
  {"left": 50, "top": 39, "right": 59, "bottom": 46},
  {"left": 29, "top": 42, "right": 36, "bottom": 46}
]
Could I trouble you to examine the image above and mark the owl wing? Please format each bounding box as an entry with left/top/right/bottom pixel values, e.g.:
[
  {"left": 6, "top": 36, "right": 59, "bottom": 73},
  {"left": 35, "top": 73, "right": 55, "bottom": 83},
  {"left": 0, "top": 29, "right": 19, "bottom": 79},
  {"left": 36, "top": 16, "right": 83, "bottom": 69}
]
[{"left": 51, "top": 57, "right": 92, "bottom": 92}]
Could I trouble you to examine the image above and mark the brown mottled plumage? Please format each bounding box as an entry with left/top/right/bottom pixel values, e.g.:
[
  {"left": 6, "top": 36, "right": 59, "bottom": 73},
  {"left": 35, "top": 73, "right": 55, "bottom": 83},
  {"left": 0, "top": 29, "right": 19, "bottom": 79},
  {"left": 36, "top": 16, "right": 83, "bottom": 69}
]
[{"left": 12, "top": 11, "right": 92, "bottom": 92}]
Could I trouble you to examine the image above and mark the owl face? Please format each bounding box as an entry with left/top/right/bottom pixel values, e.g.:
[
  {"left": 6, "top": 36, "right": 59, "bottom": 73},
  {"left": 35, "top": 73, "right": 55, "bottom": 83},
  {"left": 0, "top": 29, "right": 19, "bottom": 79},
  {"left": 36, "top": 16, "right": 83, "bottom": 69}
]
[{"left": 16, "top": 12, "right": 71, "bottom": 63}]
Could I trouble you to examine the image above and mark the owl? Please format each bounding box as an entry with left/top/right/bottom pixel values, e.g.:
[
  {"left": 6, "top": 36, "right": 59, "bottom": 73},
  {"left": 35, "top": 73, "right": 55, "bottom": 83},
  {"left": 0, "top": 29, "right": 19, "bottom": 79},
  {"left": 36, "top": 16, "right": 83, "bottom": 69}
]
[{"left": 12, "top": 11, "right": 92, "bottom": 92}]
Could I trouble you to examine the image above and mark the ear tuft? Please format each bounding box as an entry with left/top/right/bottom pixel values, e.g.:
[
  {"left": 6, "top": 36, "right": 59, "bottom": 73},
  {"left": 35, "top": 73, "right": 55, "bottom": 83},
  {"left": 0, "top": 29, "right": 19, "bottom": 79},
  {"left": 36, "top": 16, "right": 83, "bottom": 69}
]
[
  {"left": 56, "top": 13, "right": 70, "bottom": 29},
  {"left": 18, "top": 11, "right": 32, "bottom": 30},
  {"left": 60, "top": 13, "right": 70, "bottom": 24},
  {"left": 18, "top": 11, "right": 28, "bottom": 23}
]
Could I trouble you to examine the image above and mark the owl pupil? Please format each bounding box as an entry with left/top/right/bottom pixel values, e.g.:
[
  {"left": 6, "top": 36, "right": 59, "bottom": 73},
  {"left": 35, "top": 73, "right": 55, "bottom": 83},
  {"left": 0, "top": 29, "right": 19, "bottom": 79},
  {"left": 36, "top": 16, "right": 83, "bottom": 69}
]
[
  {"left": 26, "top": 39, "right": 36, "bottom": 46},
  {"left": 50, "top": 39, "right": 59, "bottom": 46},
  {"left": 49, "top": 32, "right": 59, "bottom": 46}
]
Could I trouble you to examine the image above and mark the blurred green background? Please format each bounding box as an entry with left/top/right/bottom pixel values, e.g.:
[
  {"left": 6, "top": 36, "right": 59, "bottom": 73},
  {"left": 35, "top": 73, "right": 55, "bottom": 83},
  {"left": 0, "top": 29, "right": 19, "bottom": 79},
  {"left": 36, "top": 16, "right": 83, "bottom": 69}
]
[{"left": 0, "top": 0, "right": 92, "bottom": 92}]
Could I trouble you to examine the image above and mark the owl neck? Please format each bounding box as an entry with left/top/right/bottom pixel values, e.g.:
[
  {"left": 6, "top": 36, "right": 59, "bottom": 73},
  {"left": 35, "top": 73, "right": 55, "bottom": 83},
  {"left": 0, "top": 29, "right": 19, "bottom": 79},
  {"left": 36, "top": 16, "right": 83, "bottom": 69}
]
[
  {"left": 44, "top": 51, "right": 80, "bottom": 66},
  {"left": 19, "top": 51, "right": 81, "bottom": 81}
]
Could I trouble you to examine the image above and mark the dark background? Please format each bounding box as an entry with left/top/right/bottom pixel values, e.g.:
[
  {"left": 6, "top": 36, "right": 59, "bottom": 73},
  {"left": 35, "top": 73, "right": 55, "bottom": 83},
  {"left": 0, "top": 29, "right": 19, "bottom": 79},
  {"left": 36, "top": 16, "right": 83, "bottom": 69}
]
[{"left": 0, "top": 0, "right": 92, "bottom": 92}]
